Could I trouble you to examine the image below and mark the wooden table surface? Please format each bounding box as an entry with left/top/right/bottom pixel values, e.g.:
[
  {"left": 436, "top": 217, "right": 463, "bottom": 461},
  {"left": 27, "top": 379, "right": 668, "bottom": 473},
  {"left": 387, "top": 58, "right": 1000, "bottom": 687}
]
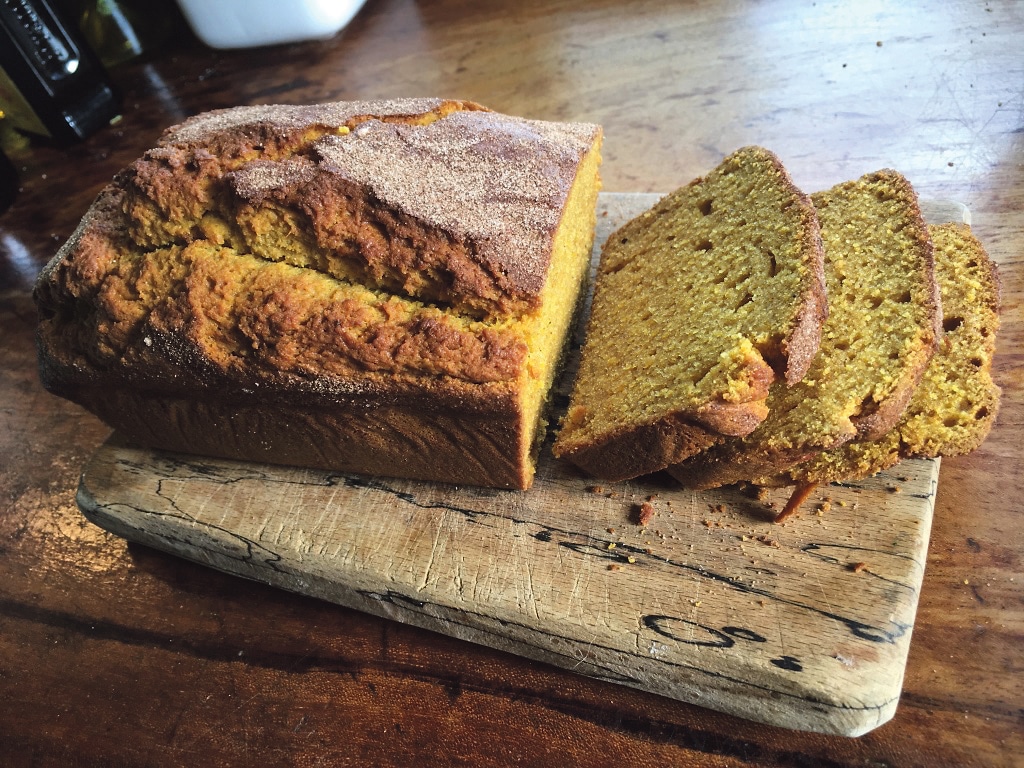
[{"left": 1, "top": 1, "right": 1021, "bottom": 765}]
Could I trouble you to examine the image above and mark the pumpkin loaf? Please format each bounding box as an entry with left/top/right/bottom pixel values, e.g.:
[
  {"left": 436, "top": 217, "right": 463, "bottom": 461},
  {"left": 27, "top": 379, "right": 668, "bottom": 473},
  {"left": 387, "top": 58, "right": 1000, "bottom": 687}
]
[
  {"left": 768, "top": 222, "right": 1001, "bottom": 491},
  {"left": 668, "top": 170, "right": 941, "bottom": 490},
  {"left": 35, "top": 98, "right": 603, "bottom": 489},
  {"left": 552, "top": 146, "right": 827, "bottom": 481}
]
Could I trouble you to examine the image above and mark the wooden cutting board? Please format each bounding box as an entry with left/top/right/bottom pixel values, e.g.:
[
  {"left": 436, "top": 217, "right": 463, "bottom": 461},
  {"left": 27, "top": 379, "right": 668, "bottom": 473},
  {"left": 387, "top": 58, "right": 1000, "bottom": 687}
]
[{"left": 77, "top": 193, "right": 965, "bottom": 737}]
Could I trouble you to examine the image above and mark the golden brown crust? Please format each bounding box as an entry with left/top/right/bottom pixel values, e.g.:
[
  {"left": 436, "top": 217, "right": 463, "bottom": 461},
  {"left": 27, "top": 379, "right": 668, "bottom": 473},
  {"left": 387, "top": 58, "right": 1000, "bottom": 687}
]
[
  {"left": 555, "top": 411, "right": 724, "bottom": 483},
  {"left": 79, "top": 385, "right": 532, "bottom": 489},
  {"left": 36, "top": 187, "right": 531, "bottom": 387},
  {"left": 116, "top": 98, "right": 599, "bottom": 318},
  {"left": 751, "top": 151, "right": 828, "bottom": 386},
  {"left": 34, "top": 99, "right": 603, "bottom": 489}
]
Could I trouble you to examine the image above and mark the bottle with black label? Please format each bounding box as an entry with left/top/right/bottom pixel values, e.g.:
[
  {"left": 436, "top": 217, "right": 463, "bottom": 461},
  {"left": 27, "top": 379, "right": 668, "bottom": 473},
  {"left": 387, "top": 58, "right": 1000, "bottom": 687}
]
[{"left": 0, "top": 0, "right": 121, "bottom": 144}]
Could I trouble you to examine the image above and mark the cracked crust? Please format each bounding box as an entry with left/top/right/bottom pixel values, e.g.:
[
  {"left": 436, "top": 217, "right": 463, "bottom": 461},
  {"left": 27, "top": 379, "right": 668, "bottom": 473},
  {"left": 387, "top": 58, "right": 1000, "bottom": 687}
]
[
  {"left": 34, "top": 99, "right": 603, "bottom": 489},
  {"left": 116, "top": 98, "right": 597, "bottom": 318}
]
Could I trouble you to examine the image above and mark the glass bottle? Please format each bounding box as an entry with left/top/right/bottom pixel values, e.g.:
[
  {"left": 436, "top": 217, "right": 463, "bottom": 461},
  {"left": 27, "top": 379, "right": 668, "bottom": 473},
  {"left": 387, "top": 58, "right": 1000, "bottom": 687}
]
[
  {"left": 77, "top": 0, "right": 176, "bottom": 68},
  {"left": 0, "top": 0, "right": 121, "bottom": 143}
]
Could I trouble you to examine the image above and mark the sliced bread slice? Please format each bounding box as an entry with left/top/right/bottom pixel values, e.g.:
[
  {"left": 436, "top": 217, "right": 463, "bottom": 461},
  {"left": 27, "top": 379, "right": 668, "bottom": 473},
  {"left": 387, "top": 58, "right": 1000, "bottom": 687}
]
[
  {"left": 552, "top": 146, "right": 827, "bottom": 481},
  {"left": 668, "top": 170, "right": 941, "bottom": 490},
  {"left": 767, "top": 222, "right": 1001, "bottom": 493}
]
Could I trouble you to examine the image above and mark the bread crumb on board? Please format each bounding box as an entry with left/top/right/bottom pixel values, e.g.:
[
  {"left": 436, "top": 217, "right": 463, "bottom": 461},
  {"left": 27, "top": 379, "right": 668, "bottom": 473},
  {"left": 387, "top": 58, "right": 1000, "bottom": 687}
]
[{"left": 633, "top": 501, "right": 656, "bottom": 527}]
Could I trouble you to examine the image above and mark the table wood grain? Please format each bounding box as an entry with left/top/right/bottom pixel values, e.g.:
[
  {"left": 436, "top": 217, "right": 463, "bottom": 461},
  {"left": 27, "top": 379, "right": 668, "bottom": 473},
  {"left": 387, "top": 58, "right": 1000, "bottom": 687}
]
[{"left": 2, "top": 1, "right": 1021, "bottom": 766}]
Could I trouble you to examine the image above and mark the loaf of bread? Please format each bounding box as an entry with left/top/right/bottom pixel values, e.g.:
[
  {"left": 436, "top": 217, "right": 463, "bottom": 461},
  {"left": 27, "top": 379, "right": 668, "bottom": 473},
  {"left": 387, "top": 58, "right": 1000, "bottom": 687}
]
[
  {"left": 668, "top": 170, "right": 941, "bottom": 490},
  {"left": 35, "top": 98, "right": 603, "bottom": 489},
  {"left": 767, "top": 222, "right": 1001, "bottom": 491},
  {"left": 552, "top": 146, "right": 827, "bottom": 481}
]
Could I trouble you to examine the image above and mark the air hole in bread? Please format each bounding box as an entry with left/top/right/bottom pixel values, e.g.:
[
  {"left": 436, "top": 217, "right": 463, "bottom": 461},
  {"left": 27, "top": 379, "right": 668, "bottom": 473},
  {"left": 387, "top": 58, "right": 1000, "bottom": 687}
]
[
  {"left": 766, "top": 249, "right": 779, "bottom": 277},
  {"left": 868, "top": 295, "right": 884, "bottom": 309},
  {"left": 858, "top": 394, "right": 879, "bottom": 416},
  {"left": 699, "top": 199, "right": 714, "bottom": 216},
  {"left": 736, "top": 292, "right": 754, "bottom": 310},
  {"left": 697, "top": 240, "right": 713, "bottom": 252},
  {"left": 944, "top": 316, "right": 963, "bottom": 333},
  {"left": 975, "top": 407, "right": 990, "bottom": 420},
  {"left": 756, "top": 340, "right": 787, "bottom": 378},
  {"left": 896, "top": 290, "right": 912, "bottom": 303},
  {"left": 943, "top": 415, "right": 960, "bottom": 428},
  {"left": 970, "top": 356, "right": 984, "bottom": 367}
]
